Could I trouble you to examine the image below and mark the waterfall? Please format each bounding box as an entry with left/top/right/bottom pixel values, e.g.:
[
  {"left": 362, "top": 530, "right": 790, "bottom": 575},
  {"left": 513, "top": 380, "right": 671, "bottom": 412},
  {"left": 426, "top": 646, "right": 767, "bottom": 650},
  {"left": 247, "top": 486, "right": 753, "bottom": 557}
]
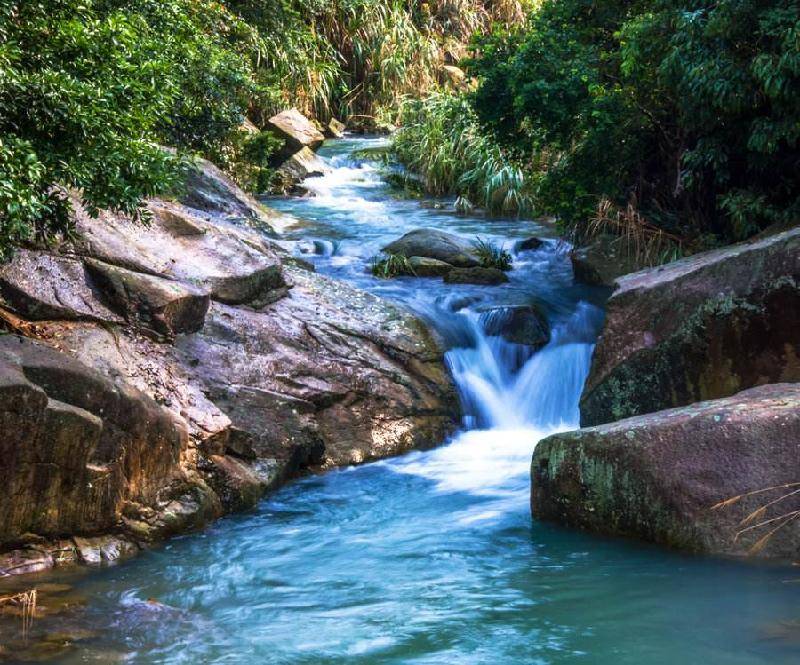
[{"left": 388, "top": 300, "right": 600, "bottom": 509}]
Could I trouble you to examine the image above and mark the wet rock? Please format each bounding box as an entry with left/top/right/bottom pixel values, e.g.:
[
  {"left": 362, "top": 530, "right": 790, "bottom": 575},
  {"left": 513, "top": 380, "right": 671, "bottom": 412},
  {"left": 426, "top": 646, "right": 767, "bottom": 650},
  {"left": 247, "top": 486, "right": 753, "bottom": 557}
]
[
  {"left": 0, "top": 549, "right": 54, "bottom": 576},
  {"left": 444, "top": 267, "right": 509, "bottom": 285},
  {"left": 408, "top": 256, "right": 453, "bottom": 277},
  {"left": 580, "top": 227, "right": 800, "bottom": 426},
  {"left": 514, "top": 237, "right": 545, "bottom": 252},
  {"left": 383, "top": 228, "right": 479, "bottom": 268},
  {"left": 570, "top": 234, "right": 649, "bottom": 287},
  {"left": 478, "top": 305, "right": 550, "bottom": 348},
  {"left": 533, "top": 384, "right": 800, "bottom": 558},
  {"left": 278, "top": 147, "right": 330, "bottom": 182},
  {"left": 325, "top": 118, "right": 346, "bottom": 139},
  {"left": 73, "top": 536, "right": 138, "bottom": 566},
  {"left": 0, "top": 250, "right": 123, "bottom": 324},
  {"left": 201, "top": 454, "right": 281, "bottom": 512},
  {"left": 267, "top": 108, "right": 325, "bottom": 156},
  {"left": 85, "top": 259, "right": 210, "bottom": 337}
]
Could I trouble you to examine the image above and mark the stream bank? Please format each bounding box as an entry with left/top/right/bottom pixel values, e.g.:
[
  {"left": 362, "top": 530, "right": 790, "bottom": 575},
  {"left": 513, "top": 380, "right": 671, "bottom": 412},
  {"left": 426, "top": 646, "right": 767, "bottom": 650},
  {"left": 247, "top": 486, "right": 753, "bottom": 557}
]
[{"left": 0, "top": 137, "right": 798, "bottom": 663}]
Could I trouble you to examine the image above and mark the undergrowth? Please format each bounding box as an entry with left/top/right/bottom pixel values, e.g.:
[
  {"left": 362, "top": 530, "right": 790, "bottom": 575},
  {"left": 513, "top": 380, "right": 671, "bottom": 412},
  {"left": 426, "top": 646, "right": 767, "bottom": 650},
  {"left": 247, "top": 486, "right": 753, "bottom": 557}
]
[
  {"left": 371, "top": 252, "right": 416, "bottom": 278},
  {"left": 473, "top": 237, "right": 513, "bottom": 271}
]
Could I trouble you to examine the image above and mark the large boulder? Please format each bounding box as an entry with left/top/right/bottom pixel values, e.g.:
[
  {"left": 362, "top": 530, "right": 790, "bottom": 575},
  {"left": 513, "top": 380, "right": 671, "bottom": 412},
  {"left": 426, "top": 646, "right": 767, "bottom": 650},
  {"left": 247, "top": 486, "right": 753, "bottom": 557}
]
[
  {"left": 278, "top": 147, "right": 329, "bottom": 182},
  {"left": 267, "top": 108, "right": 325, "bottom": 156},
  {"left": 0, "top": 335, "right": 188, "bottom": 545},
  {"left": 72, "top": 199, "right": 286, "bottom": 306},
  {"left": 325, "top": 118, "right": 346, "bottom": 139},
  {"left": 383, "top": 229, "right": 479, "bottom": 268},
  {"left": 581, "top": 227, "right": 800, "bottom": 426},
  {"left": 176, "top": 265, "right": 458, "bottom": 468},
  {"left": 532, "top": 384, "right": 800, "bottom": 559},
  {"left": 85, "top": 259, "right": 210, "bottom": 337}
]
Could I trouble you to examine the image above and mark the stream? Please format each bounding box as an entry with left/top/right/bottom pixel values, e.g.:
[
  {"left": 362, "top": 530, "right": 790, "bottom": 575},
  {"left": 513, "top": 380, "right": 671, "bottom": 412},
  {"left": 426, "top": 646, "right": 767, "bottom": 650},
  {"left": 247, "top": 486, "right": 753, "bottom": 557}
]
[{"left": 4, "top": 137, "right": 799, "bottom": 663}]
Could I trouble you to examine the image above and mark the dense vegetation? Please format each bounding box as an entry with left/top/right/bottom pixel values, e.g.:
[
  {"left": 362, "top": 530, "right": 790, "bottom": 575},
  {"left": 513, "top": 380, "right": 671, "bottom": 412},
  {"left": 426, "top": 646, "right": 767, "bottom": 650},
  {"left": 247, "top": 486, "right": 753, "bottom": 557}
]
[
  {"left": 0, "top": 0, "right": 522, "bottom": 258},
  {"left": 2, "top": 0, "right": 796, "bottom": 260},
  {"left": 396, "top": 0, "right": 800, "bottom": 250}
]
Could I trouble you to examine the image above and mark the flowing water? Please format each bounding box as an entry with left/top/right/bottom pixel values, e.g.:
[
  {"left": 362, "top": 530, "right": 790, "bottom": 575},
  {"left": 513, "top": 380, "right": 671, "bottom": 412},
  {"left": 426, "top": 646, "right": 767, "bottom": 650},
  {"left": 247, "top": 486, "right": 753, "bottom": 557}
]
[{"left": 4, "top": 138, "right": 799, "bottom": 663}]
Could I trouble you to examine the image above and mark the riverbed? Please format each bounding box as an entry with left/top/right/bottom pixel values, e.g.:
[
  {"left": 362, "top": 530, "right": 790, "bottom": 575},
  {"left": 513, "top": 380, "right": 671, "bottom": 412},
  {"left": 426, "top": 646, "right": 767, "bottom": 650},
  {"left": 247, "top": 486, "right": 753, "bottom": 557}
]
[{"left": 2, "top": 138, "right": 798, "bottom": 664}]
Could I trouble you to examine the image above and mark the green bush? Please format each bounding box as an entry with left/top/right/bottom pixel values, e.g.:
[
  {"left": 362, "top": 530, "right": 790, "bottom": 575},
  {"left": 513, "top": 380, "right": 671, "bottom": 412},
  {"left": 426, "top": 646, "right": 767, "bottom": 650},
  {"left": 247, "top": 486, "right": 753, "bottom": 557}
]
[
  {"left": 473, "top": 237, "right": 513, "bottom": 271},
  {"left": 371, "top": 253, "right": 417, "bottom": 278},
  {"left": 0, "top": 0, "right": 258, "bottom": 257},
  {"left": 467, "top": 0, "right": 800, "bottom": 243}
]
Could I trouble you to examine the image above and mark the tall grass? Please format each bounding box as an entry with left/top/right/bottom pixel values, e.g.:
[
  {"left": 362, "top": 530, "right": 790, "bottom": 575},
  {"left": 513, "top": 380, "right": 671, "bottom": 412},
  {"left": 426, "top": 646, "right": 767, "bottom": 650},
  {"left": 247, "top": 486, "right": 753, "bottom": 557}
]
[
  {"left": 242, "top": 1, "right": 532, "bottom": 121},
  {"left": 393, "top": 93, "right": 533, "bottom": 216}
]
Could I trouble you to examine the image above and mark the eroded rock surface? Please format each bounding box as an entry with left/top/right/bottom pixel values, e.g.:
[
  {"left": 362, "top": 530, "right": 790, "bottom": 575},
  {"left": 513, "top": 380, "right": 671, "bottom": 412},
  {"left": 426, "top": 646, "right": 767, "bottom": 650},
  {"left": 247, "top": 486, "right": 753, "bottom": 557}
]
[
  {"left": 533, "top": 384, "right": 800, "bottom": 558},
  {"left": 581, "top": 228, "right": 800, "bottom": 426},
  {"left": 0, "top": 157, "right": 457, "bottom": 576}
]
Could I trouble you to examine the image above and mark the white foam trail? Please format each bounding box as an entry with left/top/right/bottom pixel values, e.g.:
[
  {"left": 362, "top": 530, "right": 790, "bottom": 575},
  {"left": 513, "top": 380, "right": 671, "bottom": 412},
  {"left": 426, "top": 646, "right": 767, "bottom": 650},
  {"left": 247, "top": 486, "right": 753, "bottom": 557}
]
[{"left": 391, "top": 304, "right": 598, "bottom": 507}]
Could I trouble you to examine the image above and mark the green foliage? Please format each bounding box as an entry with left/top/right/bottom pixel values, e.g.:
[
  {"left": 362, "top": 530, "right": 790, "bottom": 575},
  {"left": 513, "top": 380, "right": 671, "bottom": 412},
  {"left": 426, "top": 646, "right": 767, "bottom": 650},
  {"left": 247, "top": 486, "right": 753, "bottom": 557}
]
[
  {"left": 371, "top": 252, "right": 417, "bottom": 278},
  {"left": 393, "top": 93, "right": 533, "bottom": 215},
  {"left": 0, "top": 0, "right": 517, "bottom": 258},
  {"left": 473, "top": 237, "right": 513, "bottom": 271},
  {"left": 0, "top": 0, "right": 257, "bottom": 257},
  {"left": 466, "top": 0, "right": 800, "bottom": 243}
]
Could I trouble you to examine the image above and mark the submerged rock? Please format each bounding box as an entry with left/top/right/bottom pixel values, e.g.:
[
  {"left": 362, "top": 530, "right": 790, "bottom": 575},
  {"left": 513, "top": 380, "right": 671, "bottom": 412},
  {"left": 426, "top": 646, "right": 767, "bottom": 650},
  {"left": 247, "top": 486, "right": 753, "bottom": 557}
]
[
  {"left": 532, "top": 384, "right": 800, "bottom": 558},
  {"left": 580, "top": 227, "right": 800, "bottom": 426},
  {"left": 444, "top": 267, "right": 509, "bottom": 285},
  {"left": 383, "top": 228, "right": 479, "bottom": 268},
  {"left": 514, "top": 237, "right": 545, "bottom": 253},
  {"left": 478, "top": 305, "right": 550, "bottom": 348}
]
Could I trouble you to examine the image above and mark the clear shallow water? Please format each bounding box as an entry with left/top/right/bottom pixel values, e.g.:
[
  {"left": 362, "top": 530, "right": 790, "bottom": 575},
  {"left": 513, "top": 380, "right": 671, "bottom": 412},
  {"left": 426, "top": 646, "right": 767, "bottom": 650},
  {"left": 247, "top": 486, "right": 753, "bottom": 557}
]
[{"left": 6, "top": 138, "right": 799, "bottom": 663}]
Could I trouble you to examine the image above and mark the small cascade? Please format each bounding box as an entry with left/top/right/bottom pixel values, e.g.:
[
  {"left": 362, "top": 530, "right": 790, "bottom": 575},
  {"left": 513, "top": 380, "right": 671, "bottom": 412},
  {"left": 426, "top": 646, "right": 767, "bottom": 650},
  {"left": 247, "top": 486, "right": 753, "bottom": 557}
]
[{"left": 443, "top": 301, "right": 600, "bottom": 431}]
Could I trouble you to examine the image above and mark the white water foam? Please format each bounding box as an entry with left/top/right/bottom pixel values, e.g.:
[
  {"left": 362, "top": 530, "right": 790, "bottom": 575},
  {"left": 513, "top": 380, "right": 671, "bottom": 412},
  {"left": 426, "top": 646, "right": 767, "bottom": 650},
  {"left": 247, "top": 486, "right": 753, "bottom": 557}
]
[{"left": 389, "top": 304, "right": 597, "bottom": 517}]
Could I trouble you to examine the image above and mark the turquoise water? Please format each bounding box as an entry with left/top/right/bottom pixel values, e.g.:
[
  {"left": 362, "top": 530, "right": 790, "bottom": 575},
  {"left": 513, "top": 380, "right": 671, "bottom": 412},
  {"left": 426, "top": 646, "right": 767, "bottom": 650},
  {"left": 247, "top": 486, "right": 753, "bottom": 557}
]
[{"left": 5, "top": 138, "right": 798, "bottom": 663}]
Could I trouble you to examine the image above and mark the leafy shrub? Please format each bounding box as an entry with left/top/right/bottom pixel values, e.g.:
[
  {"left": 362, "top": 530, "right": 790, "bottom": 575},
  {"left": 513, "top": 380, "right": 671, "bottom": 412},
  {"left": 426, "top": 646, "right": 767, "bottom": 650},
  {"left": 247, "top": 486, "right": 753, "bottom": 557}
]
[
  {"left": 473, "top": 237, "right": 513, "bottom": 271},
  {"left": 467, "top": 0, "right": 800, "bottom": 243},
  {"left": 371, "top": 253, "right": 417, "bottom": 278}
]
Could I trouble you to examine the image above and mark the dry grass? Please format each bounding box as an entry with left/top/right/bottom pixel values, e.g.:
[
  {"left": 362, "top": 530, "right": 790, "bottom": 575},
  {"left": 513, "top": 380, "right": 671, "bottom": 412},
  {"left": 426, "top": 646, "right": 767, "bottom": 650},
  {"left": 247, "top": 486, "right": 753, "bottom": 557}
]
[
  {"left": 0, "top": 589, "right": 37, "bottom": 638},
  {"left": 589, "top": 196, "right": 684, "bottom": 267},
  {"left": 711, "top": 482, "right": 800, "bottom": 555}
]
